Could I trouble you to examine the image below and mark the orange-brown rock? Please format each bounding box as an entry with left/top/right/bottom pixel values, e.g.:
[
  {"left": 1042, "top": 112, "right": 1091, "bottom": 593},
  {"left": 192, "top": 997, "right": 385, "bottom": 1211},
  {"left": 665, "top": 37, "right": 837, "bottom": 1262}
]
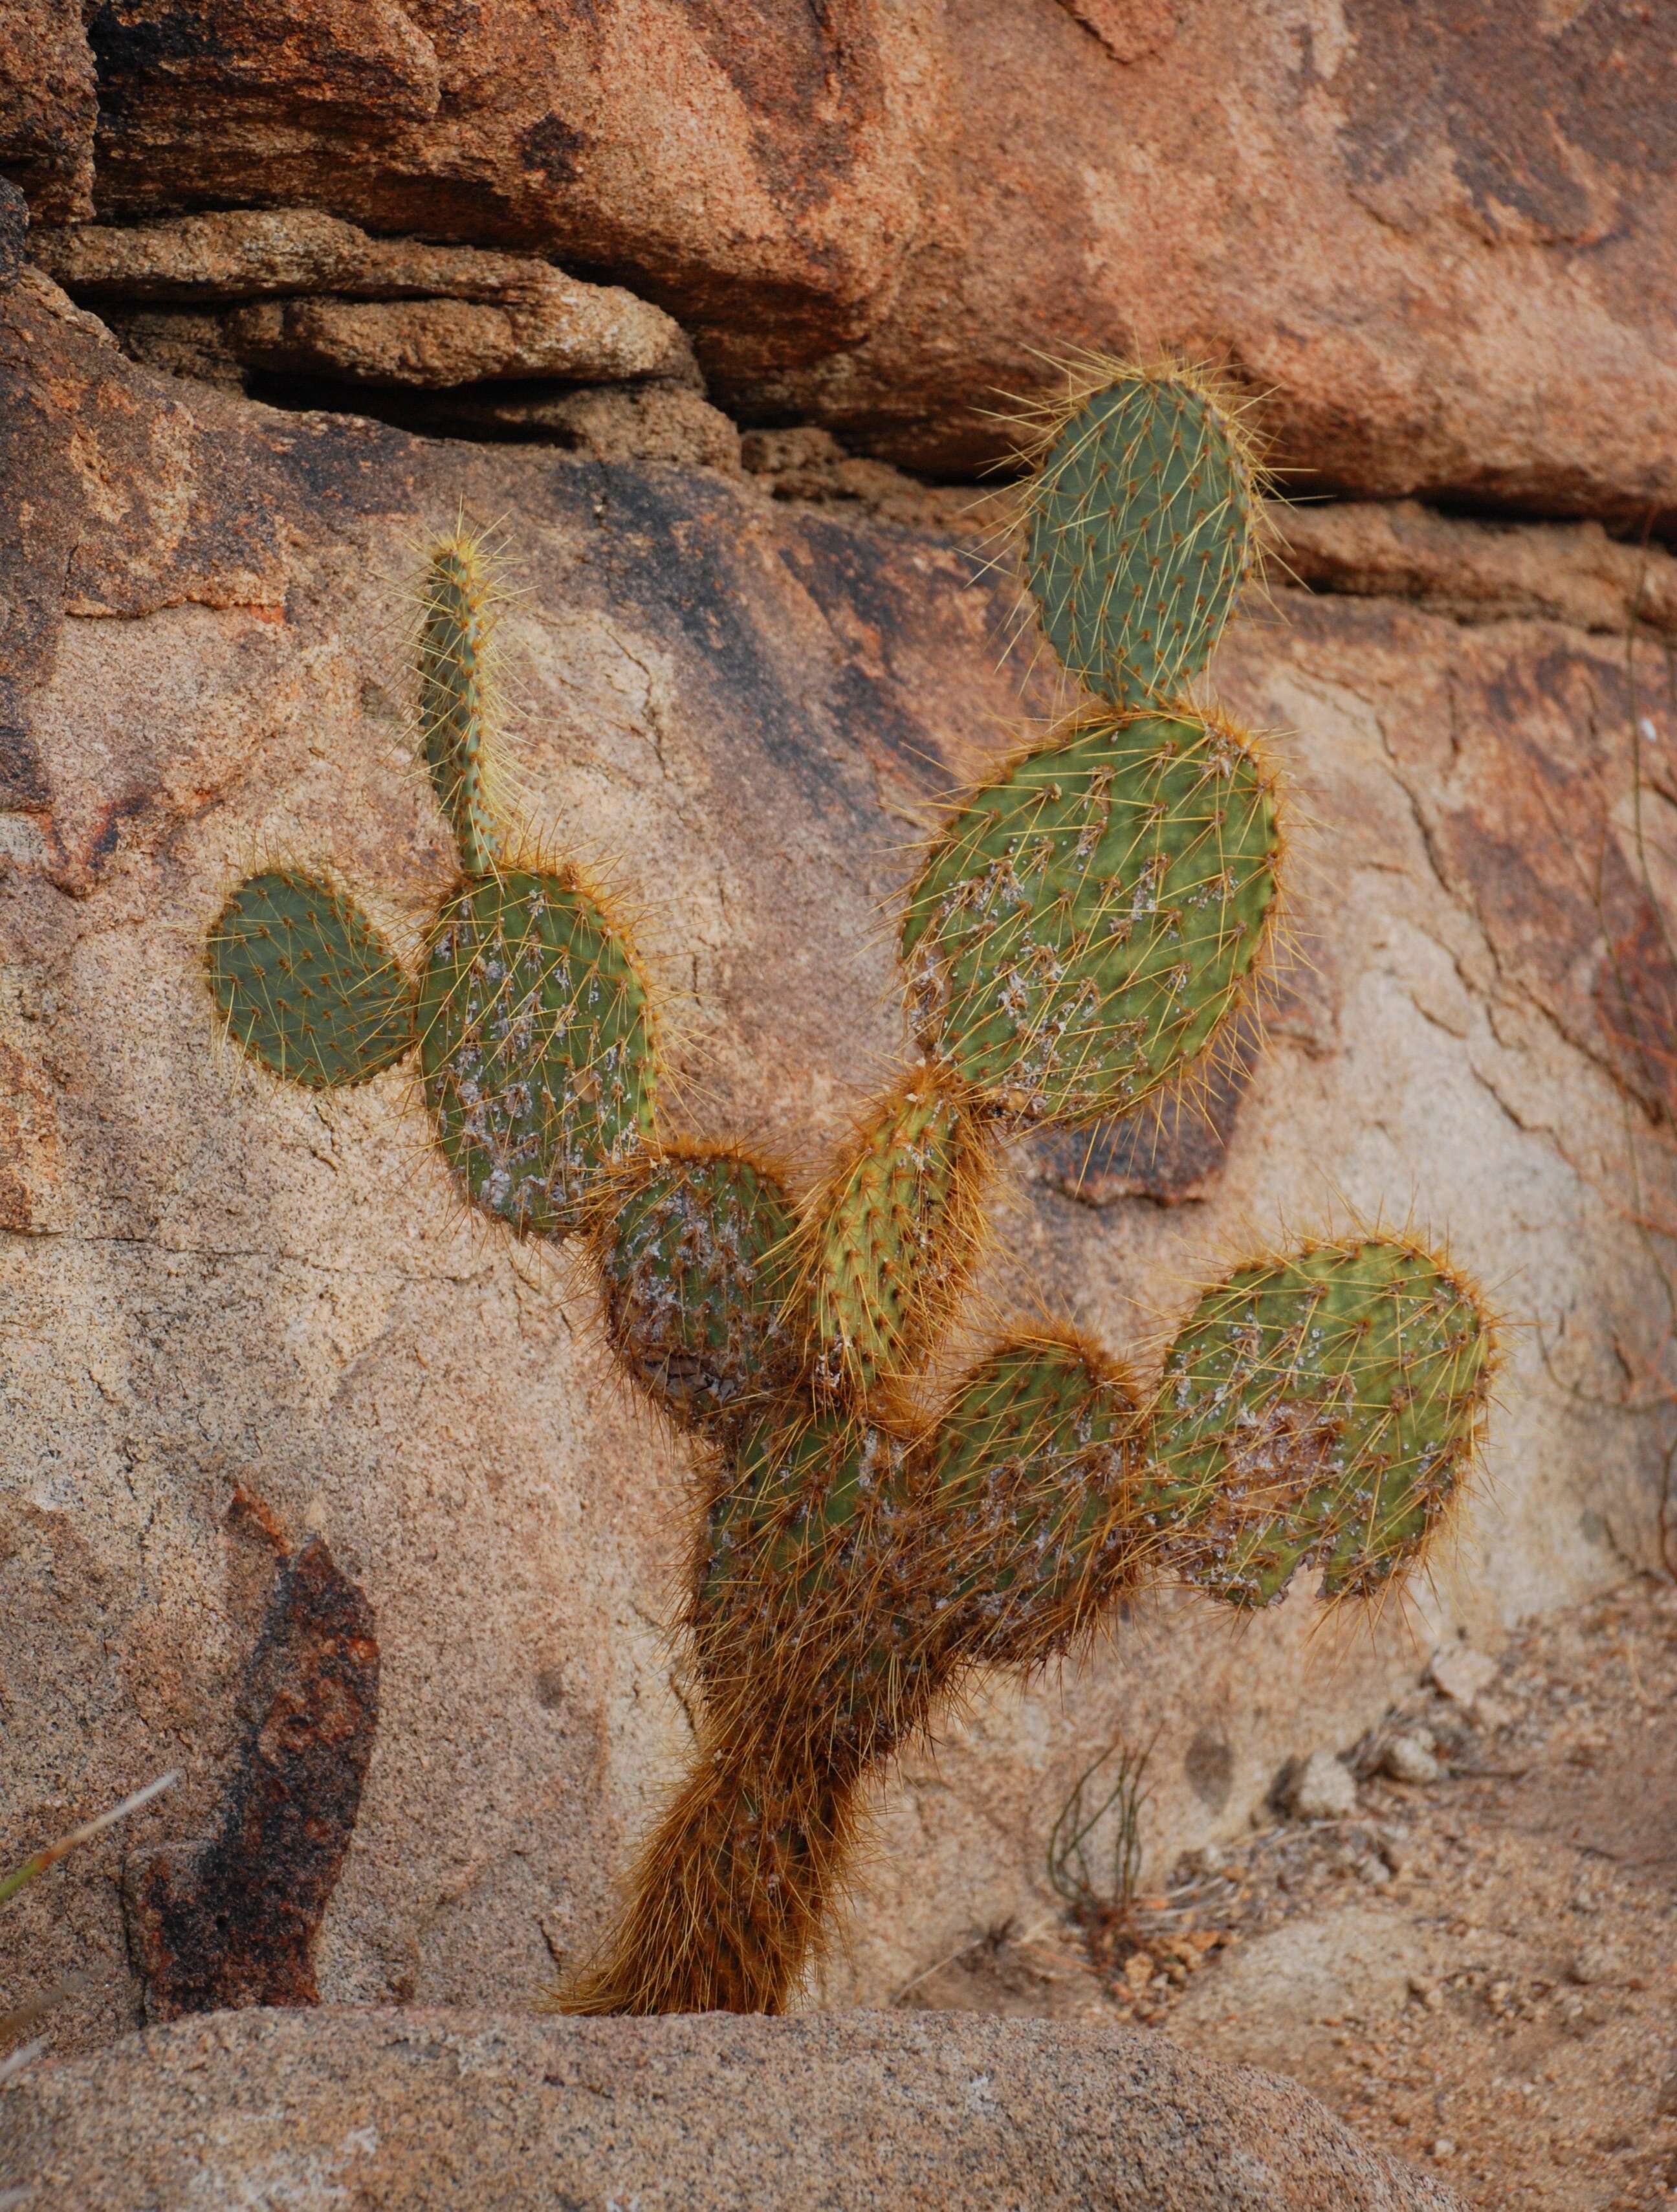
[
  {"left": 0, "top": 0, "right": 94, "bottom": 222},
  {"left": 744, "top": 0, "right": 1677, "bottom": 514},
  {"left": 37, "top": 1, "right": 1672, "bottom": 520},
  {"left": 83, "top": 0, "right": 923, "bottom": 373}
]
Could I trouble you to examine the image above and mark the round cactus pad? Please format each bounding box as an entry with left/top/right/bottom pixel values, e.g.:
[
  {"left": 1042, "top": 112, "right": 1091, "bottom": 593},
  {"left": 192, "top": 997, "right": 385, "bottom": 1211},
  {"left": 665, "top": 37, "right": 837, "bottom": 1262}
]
[
  {"left": 903, "top": 712, "right": 1279, "bottom": 1126},
  {"left": 1023, "top": 370, "right": 1258, "bottom": 709},
  {"left": 603, "top": 1150, "right": 802, "bottom": 1432},
  {"left": 208, "top": 870, "right": 415, "bottom": 1089},
  {"left": 418, "top": 868, "right": 654, "bottom": 1237},
  {"left": 1144, "top": 1238, "right": 1493, "bottom": 1608},
  {"left": 916, "top": 1336, "right": 1138, "bottom": 1666}
]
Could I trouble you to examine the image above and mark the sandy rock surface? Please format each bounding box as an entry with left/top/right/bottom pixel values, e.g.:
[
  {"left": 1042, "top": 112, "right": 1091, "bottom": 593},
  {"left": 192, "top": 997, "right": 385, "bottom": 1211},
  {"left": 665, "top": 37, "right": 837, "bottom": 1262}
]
[
  {"left": 1, "top": 248, "right": 1673, "bottom": 2059},
  {"left": 906, "top": 1577, "right": 1677, "bottom": 2210},
  {"left": 0, "top": 2005, "right": 1465, "bottom": 2211}
]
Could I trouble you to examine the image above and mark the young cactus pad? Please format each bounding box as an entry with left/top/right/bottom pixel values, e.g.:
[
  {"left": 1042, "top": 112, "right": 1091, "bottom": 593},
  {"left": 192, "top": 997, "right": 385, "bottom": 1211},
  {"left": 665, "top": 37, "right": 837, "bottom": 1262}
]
[
  {"left": 1021, "top": 366, "right": 1261, "bottom": 709},
  {"left": 801, "top": 1076, "right": 989, "bottom": 1395},
  {"left": 903, "top": 710, "right": 1280, "bottom": 1126},
  {"left": 208, "top": 870, "right": 415, "bottom": 1089},
  {"left": 598, "top": 1147, "right": 802, "bottom": 1432},
  {"left": 419, "top": 536, "right": 501, "bottom": 876},
  {"left": 417, "top": 868, "right": 655, "bottom": 1236},
  {"left": 1143, "top": 1237, "right": 1495, "bottom": 1609}
]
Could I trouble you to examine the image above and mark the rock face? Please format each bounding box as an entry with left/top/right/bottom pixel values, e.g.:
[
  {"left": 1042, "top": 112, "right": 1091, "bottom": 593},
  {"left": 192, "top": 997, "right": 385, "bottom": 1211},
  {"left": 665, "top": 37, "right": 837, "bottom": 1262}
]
[
  {"left": 12, "top": 3, "right": 1672, "bottom": 514},
  {"left": 79, "top": 0, "right": 925, "bottom": 373},
  {"left": 745, "top": 0, "right": 1677, "bottom": 509},
  {"left": 1, "top": 257, "right": 1674, "bottom": 2059},
  {"left": 0, "top": 0, "right": 94, "bottom": 223},
  {"left": 0, "top": 2005, "right": 1465, "bottom": 2211}
]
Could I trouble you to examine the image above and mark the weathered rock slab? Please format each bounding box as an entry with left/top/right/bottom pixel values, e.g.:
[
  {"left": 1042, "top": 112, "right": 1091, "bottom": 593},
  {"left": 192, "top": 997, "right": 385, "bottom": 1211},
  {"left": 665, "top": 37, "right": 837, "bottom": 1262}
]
[
  {"left": 221, "top": 287, "right": 686, "bottom": 388},
  {"left": 12, "top": 5, "right": 1672, "bottom": 513},
  {"left": 0, "top": 2006, "right": 1464, "bottom": 2211}
]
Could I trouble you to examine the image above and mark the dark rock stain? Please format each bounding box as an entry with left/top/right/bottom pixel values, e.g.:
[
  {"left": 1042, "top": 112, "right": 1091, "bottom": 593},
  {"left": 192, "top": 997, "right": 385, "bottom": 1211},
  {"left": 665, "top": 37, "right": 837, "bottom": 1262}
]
[{"left": 124, "top": 1532, "right": 380, "bottom": 2020}]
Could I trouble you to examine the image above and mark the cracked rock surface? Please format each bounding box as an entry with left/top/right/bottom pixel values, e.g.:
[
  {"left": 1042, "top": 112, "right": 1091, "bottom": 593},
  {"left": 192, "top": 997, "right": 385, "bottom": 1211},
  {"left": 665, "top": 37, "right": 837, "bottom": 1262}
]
[{"left": 1, "top": 259, "right": 1672, "bottom": 2058}]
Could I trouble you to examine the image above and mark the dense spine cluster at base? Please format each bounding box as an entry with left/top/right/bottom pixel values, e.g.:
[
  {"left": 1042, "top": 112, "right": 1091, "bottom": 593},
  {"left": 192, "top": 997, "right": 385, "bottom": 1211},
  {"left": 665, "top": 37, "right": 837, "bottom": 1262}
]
[{"left": 203, "top": 366, "right": 1500, "bottom": 2024}]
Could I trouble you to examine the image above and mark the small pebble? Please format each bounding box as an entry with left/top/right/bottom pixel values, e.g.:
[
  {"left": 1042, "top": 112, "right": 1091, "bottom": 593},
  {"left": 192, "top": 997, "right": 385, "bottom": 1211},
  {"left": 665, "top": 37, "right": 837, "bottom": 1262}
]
[
  {"left": 1568, "top": 1942, "right": 1621, "bottom": 1986},
  {"left": 1383, "top": 1731, "right": 1443, "bottom": 1786},
  {"left": 1286, "top": 1749, "right": 1358, "bottom": 1821},
  {"left": 1430, "top": 2137, "right": 1456, "bottom": 2160},
  {"left": 1429, "top": 1644, "right": 1498, "bottom": 1706}
]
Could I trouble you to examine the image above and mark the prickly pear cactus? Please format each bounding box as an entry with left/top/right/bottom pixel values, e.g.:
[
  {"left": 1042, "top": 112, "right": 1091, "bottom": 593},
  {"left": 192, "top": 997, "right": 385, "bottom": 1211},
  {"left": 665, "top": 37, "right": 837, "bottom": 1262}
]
[
  {"left": 575, "top": 1233, "right": 1495, "bottom": 2017},
  {"left": 1143, "top": 1237, "right": 1493, "bottom": 1608},
  {"left": 208, "top": 869, "right": 414, "bottom": 1089},
  {"left": 418, "top": 868, "right": 655, "bottom": 1238},
  {"left": 207, "top": 535, "right": 657, "bottom": 1237},
  {"left": 599, "top": 1146, "right": 801, "bottom": 1432},
  {"left": 903, "top": 709, "right": 1280, "bottom": 1125},
  {"left": 1020, "top": 365, "right": 1262, "bottom": 709},
  {"left": 554, "top": 360, "right": 1496, "bottom": 2024},
  {"left": 192, "top": 368, "right": 1500, "bottom": 2032}
]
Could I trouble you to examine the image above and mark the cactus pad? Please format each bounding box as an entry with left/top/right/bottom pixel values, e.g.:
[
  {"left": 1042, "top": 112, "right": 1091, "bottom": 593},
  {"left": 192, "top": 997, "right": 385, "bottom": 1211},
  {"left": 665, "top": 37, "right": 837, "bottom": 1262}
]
[
  {"left": 915, "top": 1334, "right": 1139, "bottom": 1666},
  {"left": 1021, "top": 368, "right": 1260, "bottom": 709},
  {"left": 903, "top": 711, "right": 1280, "bottom": 1126},
  {"left": 600, "top": 1147, "right": 802, "bottom": 1432},
  {"left": 1143, "top": 1237, "right": 1494, "bottom": 1609},
  {"left": 417, "top": 868, "right": 654, "bottom": 1236},
  {"left": 802, "top": 1077, "right": 989, "bottom": 1393},
  {"left": 208, "top": 869, "right": 415, "bottom": 1089},
  {"left": 419, "top": 538, "right": 501, "bottom": 876}
]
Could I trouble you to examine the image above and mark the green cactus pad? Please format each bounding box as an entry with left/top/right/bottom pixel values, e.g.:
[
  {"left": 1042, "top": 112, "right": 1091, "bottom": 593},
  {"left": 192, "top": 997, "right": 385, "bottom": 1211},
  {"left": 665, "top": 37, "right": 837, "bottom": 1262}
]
[
  {"left": 208, "top": 869, "right": 415, "bottom": 1089},
  {"left": 419, "top": 539, "right": 501, "bottom": 876},
  {"left": 914, "top": 1336, "right": 1137, "bottom": 1666},
  {"left": 602, "top": 1149, "right": 802, "bottom": 1432},
  {"left": 705, "top": 1413, "right": 894, "bottom": 1613},
  {"left": 1143, "top": 1238, "right": 1493, "bottom": 1608},
  {"left": 804, "top": 1079, "right": 987, "bottom": 1394},
  {"left": 1022, "top": 370, "right": 1258, "bottom": 709},
  {"left": 902, "top": 711, "right": 1280, "bottom": 1127},
  {"left": 417, "top": 868, "right": 654, "bottom": 1237}
]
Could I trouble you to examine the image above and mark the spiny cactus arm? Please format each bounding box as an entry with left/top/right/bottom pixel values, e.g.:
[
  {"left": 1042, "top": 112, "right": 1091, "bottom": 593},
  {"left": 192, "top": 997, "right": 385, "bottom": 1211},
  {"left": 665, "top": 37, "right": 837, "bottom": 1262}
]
[
  {"left": 419, "top": 535, "right": 501, "bottom": 876},
  {"left": 417, "top": 867, "right": 657, "bottom": 1238},
  {"left": 594, "top": 1142, "right": 804, "bottom": 1433},
  {"left": 1016, "top": 361, "right": 1266, "bottom": 711},
  {"left": 555, "top": 1727, "right": 863, "bottom": 2018},
  {"left": 207, "top": 870, "right": 417, "bottom": 1089},
  {"left": 563, "top": 1413, "right": 935, "bottom": 2017},
  {"left": 1139, "top": 1235, "right": 1496, "bottom": 1608},
  {"left": 902, "top": 709, "right": 1282, "bottom": 1127},
  {"left": 797, "top": 1073, "right": 991, "bottom": 1397}
]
